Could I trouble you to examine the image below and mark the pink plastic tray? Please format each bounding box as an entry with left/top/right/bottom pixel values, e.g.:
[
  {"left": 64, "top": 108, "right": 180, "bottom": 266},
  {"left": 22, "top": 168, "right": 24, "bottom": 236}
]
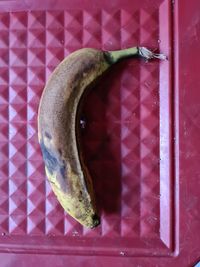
[{"left": 0, "top": 0, "right": 200, "bottom": 266}]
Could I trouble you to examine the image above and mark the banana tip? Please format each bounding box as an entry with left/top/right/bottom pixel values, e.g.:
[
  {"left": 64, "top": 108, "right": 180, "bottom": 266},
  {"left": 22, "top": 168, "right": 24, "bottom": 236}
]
[{"left": 90, "top": 214, "right": 100, "bottom": 228}]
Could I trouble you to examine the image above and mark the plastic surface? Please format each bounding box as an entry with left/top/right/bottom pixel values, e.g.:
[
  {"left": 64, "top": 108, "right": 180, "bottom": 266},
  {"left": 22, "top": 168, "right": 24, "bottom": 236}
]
[{"left": 0, "top": 0, "right": 199, "bottom": 266}]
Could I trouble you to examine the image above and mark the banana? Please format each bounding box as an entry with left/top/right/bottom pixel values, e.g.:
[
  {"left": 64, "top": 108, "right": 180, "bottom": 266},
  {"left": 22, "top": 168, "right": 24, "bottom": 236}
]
[{"left": 38, "top": 47, "right": 166, "bottom": 228}]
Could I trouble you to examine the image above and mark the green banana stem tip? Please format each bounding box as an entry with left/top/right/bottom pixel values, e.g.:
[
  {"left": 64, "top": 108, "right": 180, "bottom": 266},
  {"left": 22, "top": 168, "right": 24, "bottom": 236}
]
[{"left": 106, "top": 46, "right": 167, "bottom": 64}]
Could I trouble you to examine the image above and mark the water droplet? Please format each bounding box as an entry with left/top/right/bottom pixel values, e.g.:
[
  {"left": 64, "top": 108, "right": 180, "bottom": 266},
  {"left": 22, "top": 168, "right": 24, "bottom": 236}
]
[
  {"left": 80, "top": 117, "right": 86, "bottom": 129},
  {"left": 72, "top": 231, "right": 79, "bottom": 236}
]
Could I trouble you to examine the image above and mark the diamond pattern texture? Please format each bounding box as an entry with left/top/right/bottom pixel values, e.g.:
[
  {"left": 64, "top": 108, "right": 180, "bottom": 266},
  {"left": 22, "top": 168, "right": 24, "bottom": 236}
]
[{"left": 0, "top": 2, "right": 172, "bottom": 256}]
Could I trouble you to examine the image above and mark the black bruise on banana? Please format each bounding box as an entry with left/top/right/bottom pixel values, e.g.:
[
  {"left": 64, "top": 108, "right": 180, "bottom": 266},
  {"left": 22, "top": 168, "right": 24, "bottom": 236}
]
[
  {"left": 72, "top": 60, "right": 96, "bottom": 85},
  {"left": 40, "top": 139, "right": 65, "bottom": 178},
  {"left": 45, "top": 131, "right": 52, "bottom": 139}
]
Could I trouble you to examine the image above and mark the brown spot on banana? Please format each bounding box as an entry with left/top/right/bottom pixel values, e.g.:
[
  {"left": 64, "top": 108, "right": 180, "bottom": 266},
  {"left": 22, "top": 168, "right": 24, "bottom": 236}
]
[{"left": 38, "top": 47, "right": 166, "bottom": 228}]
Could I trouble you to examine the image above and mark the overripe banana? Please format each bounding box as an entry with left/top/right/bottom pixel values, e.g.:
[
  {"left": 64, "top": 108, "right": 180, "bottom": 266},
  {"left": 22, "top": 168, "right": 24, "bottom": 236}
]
[{"left": 38, "top": 47, "right": 166, "bottom": 228}]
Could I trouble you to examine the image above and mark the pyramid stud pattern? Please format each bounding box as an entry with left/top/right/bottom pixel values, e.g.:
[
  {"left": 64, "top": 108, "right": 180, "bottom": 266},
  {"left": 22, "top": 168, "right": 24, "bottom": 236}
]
[{"left": 0, "top": 3, "right": 172, "bottom": 255}]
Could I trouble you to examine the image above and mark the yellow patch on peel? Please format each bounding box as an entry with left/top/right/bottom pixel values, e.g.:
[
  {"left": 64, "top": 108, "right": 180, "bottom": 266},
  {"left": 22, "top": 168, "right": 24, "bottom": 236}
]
[
  {"left": 45, "top": 168, "right": 96, "bottom": 228},
  {"left": 45, "top": 167, "right": 62, "bottom": 190}
]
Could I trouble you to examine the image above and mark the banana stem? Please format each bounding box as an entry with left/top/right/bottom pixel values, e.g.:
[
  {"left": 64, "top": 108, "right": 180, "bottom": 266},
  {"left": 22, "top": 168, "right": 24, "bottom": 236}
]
[
  {"left": 106, "top": 46, "right": 166, "bottom": 64},
  {"left": 107, "top": 47, "right": 138, "bottom": 64}
]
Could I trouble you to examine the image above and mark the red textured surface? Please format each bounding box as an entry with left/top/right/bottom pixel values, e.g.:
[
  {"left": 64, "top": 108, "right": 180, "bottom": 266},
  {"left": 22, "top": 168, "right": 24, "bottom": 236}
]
[{"left": 0, "top": 0, "right": 199, "bottom": 266}]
